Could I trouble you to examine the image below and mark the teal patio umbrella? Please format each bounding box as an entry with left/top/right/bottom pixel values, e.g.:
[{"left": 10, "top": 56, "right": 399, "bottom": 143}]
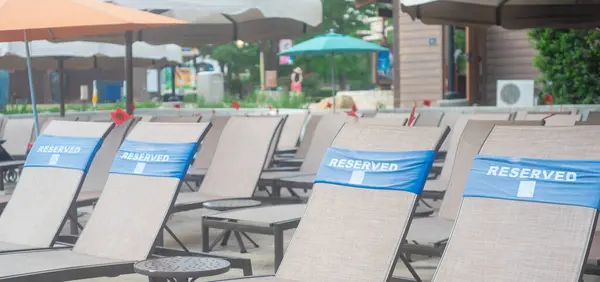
[{"left": 278, "top": 30, "right": 388, "bottom": 111}]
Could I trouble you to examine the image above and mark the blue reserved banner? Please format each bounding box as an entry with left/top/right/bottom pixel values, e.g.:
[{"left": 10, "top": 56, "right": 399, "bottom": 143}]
[
  {"left": 109, "top": 140, "right": 197, "bottom": 179},
  {"left": 463, "top": 155, "right": 600, "bottom": 210},
  {"left": 314, "top": 147, "right": 436, "bottom": 194},
  {"left": 25, "top": 135, "right": 103, "bottom": 172}
]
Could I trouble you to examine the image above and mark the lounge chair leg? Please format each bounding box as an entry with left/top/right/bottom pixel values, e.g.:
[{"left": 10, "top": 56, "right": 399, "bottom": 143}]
[
  {"left": 399, "top": 253, "right": 423, "bottom": 282},
  {"left": 241, "top": 232, "right": 259, "bottom": 248},
  {"left": 286, "top": 187, "right": 300, "bottom": 198},
  {"left": 184, "top": 181, "right": 195, "bottom": 192},
  {"left": 68, "top": 207, "right": 80, "bottom": 235},
  {"left": 164, "top": 225, "right": 190, "bottom": 253},
  {"left": 272, "top": 186, "right": 281, "bottom": 197},
  {"left": 207, "top": 230, "right": 228, "bottom": 251},
  {"left": 221, "top": 230, "right": 232, "bottom": 246},
  {"left": 274, "top": 227, "right": 284, "bottom": 272},
  {"left": 233, "top": 231, "right": 248, "bottom": 253}
]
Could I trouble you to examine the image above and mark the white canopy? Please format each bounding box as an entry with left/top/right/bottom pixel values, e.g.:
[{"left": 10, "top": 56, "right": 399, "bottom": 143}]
[
  {"left": 72, "top": 0, "right": 323, "bottom": 45},
  {"left": 0, "top": 40, "right": 182, "bottom": 70},
  {"left": 401, "top": 0, "right": 600, "bottom": 29}
]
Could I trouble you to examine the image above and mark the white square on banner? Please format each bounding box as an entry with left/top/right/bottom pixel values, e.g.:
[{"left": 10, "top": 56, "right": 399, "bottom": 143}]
[
  {"left": 349, "top": 171, "right": 365, "bottom": 185},
  {"left": 517, "top": 181, "right": 536, "bottom": 198},
  {"left": 134, "top": 162, "right": 146, "bottom": 174},
  {"left": 49, "top": 154, "right": 60, "bottom": 165}
]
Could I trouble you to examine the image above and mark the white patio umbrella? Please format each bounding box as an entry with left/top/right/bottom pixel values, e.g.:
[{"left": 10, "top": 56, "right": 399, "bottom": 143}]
[
  {"left": 0, "top": 40, "right": 182, "bottom": 116},
  {"left": 67, "top": 0, "right": 323, "bottom": 113},
  {"left": 401, "top": 0, "right": 600, "bottom": 29},
  {"left": 76, "top": 0, "right": 323, "bottom": 45},
  {"left": 0, "top": 41, "right": 182, "bottom": 70}
]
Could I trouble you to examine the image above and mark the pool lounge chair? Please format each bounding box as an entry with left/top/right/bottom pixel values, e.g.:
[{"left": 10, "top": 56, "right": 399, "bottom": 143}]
[
  {"left": 0, "top": 122, "right": 253, "bottom": 281},
  {"left": 173, "top": 116, "right": 285, "bottom": 213},
  {"left": 1, "top": 118, "right": 34, "bottom": 160},
  {"left": 403, "top": 119, "right": 543, "bottom": 262},
  {"left": 276, "top": 111, "right": 308, "bottom": 154},
  {"left": 151, "top": 115, "right": 202, "bottom": 123},
  {"left": 260, "top": 114, "right": 347, "bottom": 197},
  {"left": 209, "top": 121, "right": 448, "bottom": 281},
  {"left": 274, "top": 114, "right": 322, "bottom": 160},
  {"left": 413, "top": 111, "right": 444, "bottom": 127},
  {"left": 184, "top": 116, "right": 232, "bottom": 185},
  {"left": 273, "top": 116, "right": 437, "bottom": 196},
  {"left": 432, "top": 125, "right": 600, "bottom": 281},
  {"left": 422, "top": 113, "right": 512, "bottom": 200},
  {"left": 0, "top": 120, "right": 112, "bottom": 254}
]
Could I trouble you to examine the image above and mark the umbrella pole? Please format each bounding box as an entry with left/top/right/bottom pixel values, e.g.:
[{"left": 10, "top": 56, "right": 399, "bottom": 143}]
[
  {"left": 330, "top": 53, "right": 336, "bottom": 113},
  {"left": 125, "top": 31, "right": 134, "bottom": 115},
  {"left": 57, "top": 58, "right": 65, "bottom": 117},
  {"left": 24, "top": 31, "right": 40, "bottom": 137}
]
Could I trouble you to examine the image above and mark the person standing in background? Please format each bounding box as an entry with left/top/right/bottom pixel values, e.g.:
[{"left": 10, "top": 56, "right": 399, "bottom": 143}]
[{"left": 290, "top": 67, "right": 303, "bottom": 95}]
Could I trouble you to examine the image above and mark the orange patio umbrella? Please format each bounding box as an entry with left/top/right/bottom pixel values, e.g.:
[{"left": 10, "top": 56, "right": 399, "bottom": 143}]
[{"left": 0, "top": 0, "right": 185, "bottom": 136}]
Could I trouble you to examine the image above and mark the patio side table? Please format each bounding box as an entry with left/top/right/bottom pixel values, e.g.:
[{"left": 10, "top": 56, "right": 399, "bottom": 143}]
[{"left": 134, "top": 256, "right": 230, "bottom": 282}]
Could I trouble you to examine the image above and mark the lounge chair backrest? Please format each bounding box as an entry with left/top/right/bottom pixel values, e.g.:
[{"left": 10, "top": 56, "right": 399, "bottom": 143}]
[
  {"left": 192, "top": 116, "right": 231, "bottom": 170},
  {"left": 75, "top": 115, "right": 92, "bottom": 122},
  {"left": 413, "top": 111, "right": 444, "bottom": 127},
  {"left": 80, "top": 117, "right": 140, "bottom": 192},
  {"left": 0, "top": 121, "right": 112, "bottom": 248},
  {"left": 439, "top": 120, "right": 543, "bottom": 221},
  {"left": 586, "top": 111, "right": 600, "bottom": 124},
  {"left": 263, "top": 116, "right": 287, "bottom": 169},
  {"left": 376, "top": 112, "right": 415, "bottom": 125},
  {"left": 199, "top": 117, "right": 282, "bottom": 198},
  {"left": 32, "top": 116, "right": 79, "bottom": 143},
  {"left": 438, "top": 112, "right": 461, "bottom": 152},
  {"left": 277, "top": 112, "right": 308, "bottom": 150},
  {"left": 198, "top": 112, "right": 213, "bottom": 121},
  {"left": 140, "top": 115, "right": 155, "bottom": 122},
  {"left": 543, "top": 113, "right": 580, "bottom": 126},
  {"left": 295, "top": 114, "right": 323, "bottom": 158},
  {"left": 152, "top": 116, "right": 202, "bottom": 123},
  {"left": 433, "top": 125, "right": 600, "bottom": 282},
  {"left": 2, "top": 118, "right": 34, "bottom": 158},
  {"left": 72, "top": 122, "right": 210, "bottom": 261},
  {"left": 299, "top": 114, "right": 347, "bottom": 173},
  {"left": 277, "top": 123, "right": 448, "bottom": 281},
  {"left": 435, "top": 113, "right": 512, "bottom": 187}
]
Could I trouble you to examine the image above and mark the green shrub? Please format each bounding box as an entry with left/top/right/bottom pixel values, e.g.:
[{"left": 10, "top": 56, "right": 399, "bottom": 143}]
[
  {"left": 182, "top": 94, "right": 197, "bottom": 104},
  {"left": 2, "top": 103, "right": 31, "bottom": 114},
  {"left": 529, "top": 28, "right": 600, "bottom": 104}
]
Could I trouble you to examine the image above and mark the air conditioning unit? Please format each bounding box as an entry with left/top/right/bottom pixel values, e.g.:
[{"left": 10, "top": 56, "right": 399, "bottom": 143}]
[{"left": 496, "top": 80, "right": 536, "bottom": 107}]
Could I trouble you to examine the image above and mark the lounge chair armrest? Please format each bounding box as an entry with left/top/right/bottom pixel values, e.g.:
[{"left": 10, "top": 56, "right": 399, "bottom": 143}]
[
  {"left": 277, "top": 148, "right": 297, "bottom": 154},
  {"left": 208, "top": 275, "right": 275, "bottom": 281},
  {"left": 436, "top": 151, "right": 447, "bottom": 160},
  {"left": 153, "top": 247, "right": 253, "bottom": 276},
  {"left": 272, "top": 159, "right": 303, "bottom": 168},
  {"left": 263, "top": 167, "right": 300, "bottom": 172}
]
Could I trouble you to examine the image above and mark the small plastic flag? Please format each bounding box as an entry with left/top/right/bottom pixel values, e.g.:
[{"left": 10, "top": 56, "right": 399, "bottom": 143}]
[
  {"left": 407, "top": 102, "right": 417, "bottom": 126},
  {"left": 326, "top": 102, "right": 332, "bottom": 109},
  {"left": 423, "top": 100, "right": 432, "bottom": 107},
  {"left": 174, "top": 103, "right": 181, "bottom": 109},
  {"left": 110, "top": 107, "right": 131, "bottom": 126},
  {"left": 351, "top": 103, "right": 358, "bottom": 113}
]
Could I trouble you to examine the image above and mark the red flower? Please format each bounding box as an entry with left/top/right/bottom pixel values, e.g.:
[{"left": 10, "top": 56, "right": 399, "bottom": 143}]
[
  {"left": 423, "top": 100, "right": 432, "bottom": 107},
  {"left": 543, "top": 94, "right": 553, "bottom": 105},
  {"left": 110, "top": 107, "right": 131, "bottom": 126},
  {"left": 351, "top": 103, "right": 358, "bottom": 113},
  {"left": 326, "top": 102, "right": 332, "bottom": 109},
  {"left": 231, "top": 100, "right": 240, "bottom": 111},
  {"left": 174, "top": 103, "right": 181, "bottom": 109},
  {"left": 268, "top": 105, "right": 273, "bottom": 110}
]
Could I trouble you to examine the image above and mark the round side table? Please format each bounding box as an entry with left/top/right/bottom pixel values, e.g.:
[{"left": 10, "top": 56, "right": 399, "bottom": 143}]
[
  {"left": 134, "top": 256, "right": 230, "bottom": 282},
  {"left": 203, "top": 199, "right": 262, "bottom": 253}
]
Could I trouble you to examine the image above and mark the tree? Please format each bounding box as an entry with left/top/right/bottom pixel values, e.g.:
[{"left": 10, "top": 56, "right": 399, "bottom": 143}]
[
  {"left": 528, "top": 28, "right": 600, "bottom": 104},
  {"left": 210, "top": 42, "right": 260, "bottom": 96}
]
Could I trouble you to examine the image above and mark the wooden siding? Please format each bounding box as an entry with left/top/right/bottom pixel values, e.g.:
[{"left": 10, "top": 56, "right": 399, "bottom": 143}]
[
  {"left": 396, "top": 13, "right": 444, "bottom": 107},
  {"left": 484, "top": 27, "right": 540, "bottom": 105}
]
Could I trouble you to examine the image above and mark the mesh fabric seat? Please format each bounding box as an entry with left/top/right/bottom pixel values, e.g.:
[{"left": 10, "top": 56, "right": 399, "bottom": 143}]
[{"left": 433, "top": 125, "right": 600, "bottom": 281}]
